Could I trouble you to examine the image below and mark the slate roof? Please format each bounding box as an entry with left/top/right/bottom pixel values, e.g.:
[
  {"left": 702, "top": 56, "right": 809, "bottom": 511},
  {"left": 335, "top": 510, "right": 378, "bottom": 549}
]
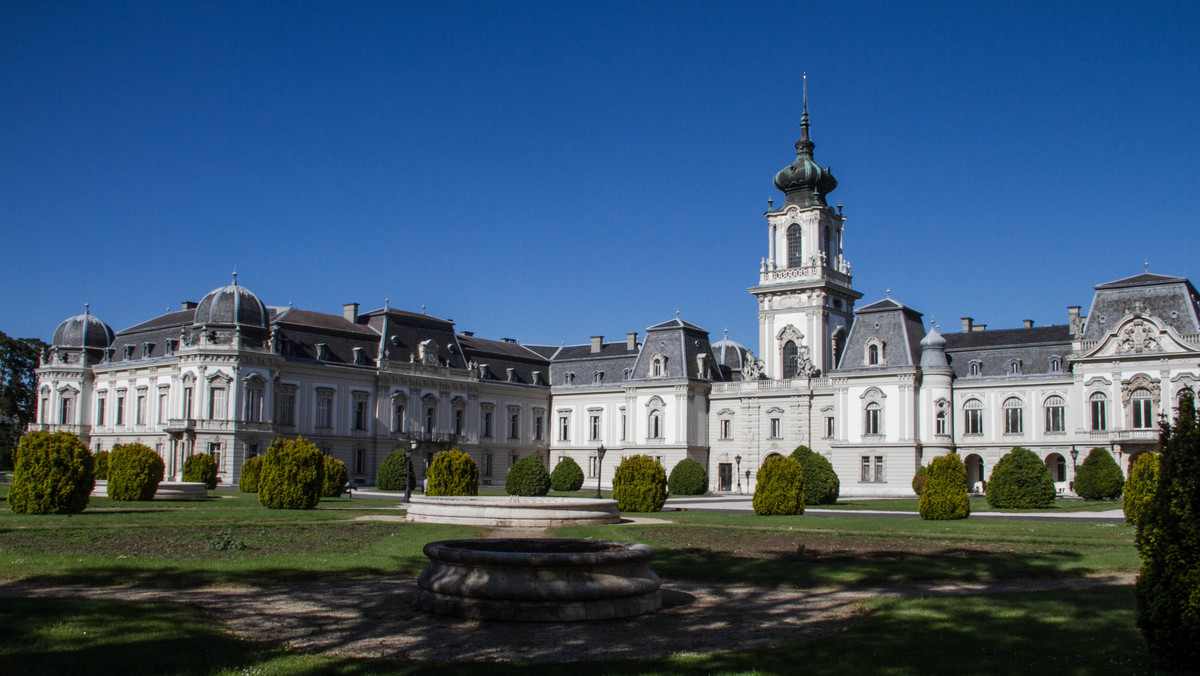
[
  {"left": 943, "top": 325, "right": 1072, "bottom": 379},
  {"left": 458, "top": 334, "right": 551, "bottom": 385},
  {"left": 837, "top": 297, "right": 925, "bottom": 370},
  {"left": 1082, "top": 273, "right": 1200, "bottom": 340}
]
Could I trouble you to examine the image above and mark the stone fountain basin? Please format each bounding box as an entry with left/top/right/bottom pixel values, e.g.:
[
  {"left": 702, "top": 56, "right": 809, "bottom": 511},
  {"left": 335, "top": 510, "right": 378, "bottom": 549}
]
[
  {"left": 418, "top": 538, "right": 662, "bottom": 621},
  {"left": 404, "top": 494, "right": 621, "bottom": 527}
]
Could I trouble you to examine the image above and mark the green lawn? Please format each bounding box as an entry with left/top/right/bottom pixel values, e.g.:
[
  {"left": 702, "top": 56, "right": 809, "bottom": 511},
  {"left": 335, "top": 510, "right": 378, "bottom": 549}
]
[{"left": 815, "top": 496, "right": 1126, "bottom": 513}]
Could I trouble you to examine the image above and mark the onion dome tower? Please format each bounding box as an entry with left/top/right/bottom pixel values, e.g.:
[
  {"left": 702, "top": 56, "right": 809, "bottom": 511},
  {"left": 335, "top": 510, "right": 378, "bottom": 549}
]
[
  {"left": 51, "top": 304, "right": 115, "bottom": 365},
  {"left": 773, "top": 77, "right": 838, "bottom": 208},
  {"left": 193, "top": 274, "right": 269, "bottom": 329}
]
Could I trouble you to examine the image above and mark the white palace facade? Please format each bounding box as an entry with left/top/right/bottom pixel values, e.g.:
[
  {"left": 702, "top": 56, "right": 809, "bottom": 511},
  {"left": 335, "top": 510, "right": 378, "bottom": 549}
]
[{"left": 32, "top": 99, "right": 1200, "bottom": 496}]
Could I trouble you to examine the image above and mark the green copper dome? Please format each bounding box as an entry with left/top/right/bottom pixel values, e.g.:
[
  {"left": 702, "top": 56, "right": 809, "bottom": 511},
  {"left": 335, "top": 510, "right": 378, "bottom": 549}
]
[{"left": 773, "top": 82, "right": 837, "bottom": 207}]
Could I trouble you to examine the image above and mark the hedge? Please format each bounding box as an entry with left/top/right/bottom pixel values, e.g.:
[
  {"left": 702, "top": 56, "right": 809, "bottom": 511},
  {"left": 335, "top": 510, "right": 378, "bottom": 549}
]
[
  {"left": 322, "top": 456, "right": 349, "bottom": 498},
  {"left": 1136, "top": 391, "right": 1200, "bottom": 669},
  {"left": 1073, "top": 447, "right": 1124, "bottom": 500},
  {"left": 427, "top": 449, "right": 478, "bottom": 496},
  {"left": 550, "top": 457, "right": 585, "bottom": 491},
  {"left": 752, "top": 455, "right": 804, "bottom": 516},
  {"left": 258, "top": 436, "right": 325, "bottom": 509},
  {"left": 505, "top": 455, "right": 551, "bottom": 496},
  {"left": 376, "top": 448, "right": 412, "bottom": 492},
  {"left": 107, "top": 443, "right": 165, "bottom": 501},
  {"left": 612, "top": 454, "right": 667, "bottom": 512},
  {"left": 239, "top": 455, "right": 264, "bottom": 493},
  {"left": 7, "top": 431, "right": 94, "bottom": 515},
  {"left": 1124, "top": 452, "right": 1158, "bottom": 526},
  {"left": 790, "top": 445, "right": 839, "bottom": 505},
  {"left": 667, "top": 458, "right": 708, "bottom": 496},
  {"left": 182, "top": 453, "right": 218, "bottom": 489},
  {"left": 986, "top": 446, "right": 1056, "bottom": 509},
  {"left": 919, "top": 454, "right": 970, "bottom": 520}
]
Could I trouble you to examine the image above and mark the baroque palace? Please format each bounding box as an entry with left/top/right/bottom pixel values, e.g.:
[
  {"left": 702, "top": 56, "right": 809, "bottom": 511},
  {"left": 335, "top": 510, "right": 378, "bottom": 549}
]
[{"left": 32, "top": 100, "right": 1200, "bottom": 496}]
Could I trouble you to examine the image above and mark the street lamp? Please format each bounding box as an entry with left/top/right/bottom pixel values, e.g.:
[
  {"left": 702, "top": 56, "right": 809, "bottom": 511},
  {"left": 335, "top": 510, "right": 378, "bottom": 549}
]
[
  {"left": 404, "top": 440, "right": 418, "bottom": 503},
  {"left": 745, "top": 469, "right": 751, "bottom": 492},
  {"left": 594, "top": 445, "right": 607, "bottom": 499},
  {"left": 1070, "top": 447, "right": 1079, "bottom": 471},
  {"left": 735, "top": 455, "right": 742, "bottom": 494}
]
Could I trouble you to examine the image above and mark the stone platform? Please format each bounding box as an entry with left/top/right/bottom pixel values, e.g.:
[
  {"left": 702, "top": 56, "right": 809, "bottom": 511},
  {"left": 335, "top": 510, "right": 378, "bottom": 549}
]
[{"left": 404, "top": 495, "right": 621, "bottom": 527}]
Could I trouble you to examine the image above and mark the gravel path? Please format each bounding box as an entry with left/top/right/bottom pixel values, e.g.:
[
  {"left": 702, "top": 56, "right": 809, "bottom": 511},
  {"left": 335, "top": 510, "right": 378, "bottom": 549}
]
[{"left": 0, "top": 572, "right": 1135, "bottom": 663}]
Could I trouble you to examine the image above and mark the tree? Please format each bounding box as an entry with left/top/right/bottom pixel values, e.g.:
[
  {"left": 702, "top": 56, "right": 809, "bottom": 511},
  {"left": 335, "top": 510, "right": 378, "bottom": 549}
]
[
  {"left": 667, "top": 458, "right": 708, "bottom": 496},
  {"left": 427, "top": 449, "right": 478, "bottom": 496},
  {"left": 986, "top": 447, "right": 1056, "bottom": 509},
  {"left": 612, "top": 455, "right": 667, "bottom": 512},
  {"left": 549, "top": 457, "right": 585, "bottom": 491},
  {"left": 322, "top": 456, "right": 349, "bottom": 498},
  {"left": 258, "top": 436, "right": 325, "bottom": 509},
  {"left": 8, "top": 430, "right": 94, "bottom": 514},
  {"left": 0, "top": 331, "right": 47, "bottom": 470},
  {"left": 376, "top": 448, "right": 412, "bottom": 491},
  {"left": 919, "top": 454, "right": 970, "bottom": 520},
  {"left": 107, "top": 443, "right": 165, "bottom": 501},
  {"left": 752, "top": 455, "right": 804, "bottom": 516},
  {"left": 1073, "top": 447, "right": 1124, "bottom": 500},
  {"left": 1136, "top": 391, "right": 1200, "bottom": 669},
  {"left": 789, "top": 445, "right": 839, "bottom": 505},
  {"left": 505, "top": 455, "right": 551, "bottom": 496},
  {"left": 182, "top": 453, "right": 218, "bottom": 489},
  {"left": 1123, "top": 452, "right": 1158, "bottom": 526}
]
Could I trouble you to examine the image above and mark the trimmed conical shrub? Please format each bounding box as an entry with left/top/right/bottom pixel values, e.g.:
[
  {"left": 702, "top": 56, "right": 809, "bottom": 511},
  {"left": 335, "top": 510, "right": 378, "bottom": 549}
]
[
  {"left": 1124, "top": 452, "right": 1158, "bottom": 526},
  {"left": 8, "top": 431, "right": 94, "bottom": 515},
  {"left": 505, "top": 455, "right": 551, "bottom": 496},
  {"left": 550, "top": 457, "right": 585, "bottom": 491},
  {"left": 322, "top": 456, "right": 349, "bottom": 498},
  {"left": 182, "top": 453, "right": 218, "bottom": 489},
  {"left": 107, "top": 443, "right": 165, "bottom": 501},
  {"left": 93, "top": 449, "right": 110, "bottom": 480},
  {"left": 919, "top": 454, "right": 970, "bottom": 520},
  {"left": 1073, "top": 447, "right": 1124, "bottom": 500},
  {"left": 1136, "top": 391, "right": 1200, "bottom": 669},
  {"left": 667, "top": 457, "right": 708, "bottom": 496},
  {"left": 752, "top": 455, "right": 804, "bottom": 516},
  {"left": 376, "top": 448, "right": 411, "bottom": 491},
  {"left": 912, "top": 465, "right": 928, "bottom": 496},
  {"left": 239, "top": 455, "right": 264, "bottom": 493},
  {"left": 612, "top": 454, "right": 667, "bottom": 512},
  {"left": 986, "top": 446, "right": 1055, "bottom": 508},
  {"left": 427, "top": 449, "right": 478, "bottom": 496},
  {"left": 790, "top": 445, "right": 839, "bottom": 505},
  {"left": 258, "top": 436, "right": 325, "bottom": 509}
]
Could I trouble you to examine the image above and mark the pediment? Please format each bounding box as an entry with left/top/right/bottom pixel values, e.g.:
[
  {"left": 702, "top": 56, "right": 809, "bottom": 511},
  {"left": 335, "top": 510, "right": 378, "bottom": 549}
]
[{"left": 1081, "top": 313, "right": 1197, "bottom": 359}]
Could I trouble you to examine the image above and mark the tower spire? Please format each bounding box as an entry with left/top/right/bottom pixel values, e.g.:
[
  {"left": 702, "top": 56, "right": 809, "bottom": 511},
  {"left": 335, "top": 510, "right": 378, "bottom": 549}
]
[{"left": 800, "top": 72, "right": 810, "bottom": 143}]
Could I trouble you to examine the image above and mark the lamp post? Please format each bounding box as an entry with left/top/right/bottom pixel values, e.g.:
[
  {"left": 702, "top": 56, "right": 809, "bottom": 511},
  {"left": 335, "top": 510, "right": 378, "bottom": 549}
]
[
  {"left": 745, "top": 469, "right": 751, "bottom": 493},
  {"left": 594, "top": 445, "right": 607, "bottom": 499},
  {"left": 1070, "top": 448, "right": 1079, "bottom": 471},
  {"left": 735, "top": 454, "right": 742, "bottom": 494},
  {"left": 404, "top": 440, "right": 418, "bottom": 503}
]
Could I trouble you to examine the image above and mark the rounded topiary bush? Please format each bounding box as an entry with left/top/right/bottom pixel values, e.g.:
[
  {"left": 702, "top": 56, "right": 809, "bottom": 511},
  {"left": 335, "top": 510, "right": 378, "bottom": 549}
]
[
  {"left": 239, "top": 455, "right": 264, "bottom": 493},
  {"left": 1074, "top": 447, "right": 1125, "bottom": 500},
  {"left": 182, "top": 453, "right": 218, "bottom": 489},
  {"left": 427, "top": 449, "right": 478, "bottom": 496},
  {"left": 912, "top": 465, "right": 928, "bottom": 496},
  {"left": 986, "top": 446, "right": 1056, "bottom": 509},
  {"left": 107, "top": 443, "right": 165, "bottom": 501},
  {"left": 322, "top": 455, "right": 349, "bottom": 498},
  {"left": 550, "top": 456, "right": 585, "bottom": 491},
  {"left": 1124, "top": 452, "right": 1159, "bottom": 526},
  {"left": 258, "top": 436, "right": 325, "bottom": 510},
  {"left": 667, "top": 458, "right": 708, "bottom": 496},
  {"left": 376, "top": 448, "right": 412, "bottom": 492},
  {"left": 919, "top": 453, "right": 970, "bottom": 520},
  {"left": 790, "top": 445, "right": 839, "bottom": 505},
  {"left": 612, "top": 454, "right": 668, "bottom": 512},
  {"left": 505, "top": 455, "right": 551, "bottom": 496},
  {"left": 8, "top": 431, "right": 94, "bottom": 515},
  {"left": 752, "top": 455, "right": 804, "bottom": 515},
  {"left": 93, "top": 449, "right": 110, "bottom": 480}
]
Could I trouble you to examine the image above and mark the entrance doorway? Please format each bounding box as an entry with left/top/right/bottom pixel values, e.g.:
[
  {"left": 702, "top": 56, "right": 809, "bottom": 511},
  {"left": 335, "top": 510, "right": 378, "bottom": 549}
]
[{"left": 718, "top": 463, "right": 732, "bottom": 492}]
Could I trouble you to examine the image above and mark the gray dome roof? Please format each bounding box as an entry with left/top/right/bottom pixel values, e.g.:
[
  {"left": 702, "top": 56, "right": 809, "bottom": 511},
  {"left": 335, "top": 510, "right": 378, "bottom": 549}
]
[
  {"left": 920, "top": 327, "right": 946, "bottom": 349},
  {"left": 53, "top": 310, "right": 115, "bottom": 350},
  {"left": 712, "top": 337, "right": 749, "bottom": 371},
  {"left": 194, "top": 283, "right": 269, "bottom": 328}
]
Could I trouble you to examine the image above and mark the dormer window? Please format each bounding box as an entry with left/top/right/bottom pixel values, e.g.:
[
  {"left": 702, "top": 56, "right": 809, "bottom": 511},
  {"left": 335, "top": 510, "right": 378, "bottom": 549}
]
[
  {"left": 352, "top": 347, "right": 366, "bottom": 365},
  {"left": 865, "top": 338, "right": 885, "bottom": 366},
  {"left": 650, "top": 354, "right": 667, "bottom": 377},
  {"left": 1007, "top": 359, "right": 1022, "bottom": 375},
  {"left": 968, "top": 360, "right": 983, "bottom": 377},
  {"left": 315, "top": 343, "right": 329, "bottom": 361},
  {"left": 593, "top": 370, "right": 604, "bottom": 384},
  {"left": 123, "top": 345, "right": 135, "bottom": 360},
  {"left": 1048, "top": 356, "right": 1063, "bottom": 374},
  {"left": 564, "top": 372, "right": 575, "bottom": 385},
  {"left": 142, "top": 342, "right": 154, "bottom": 358}
]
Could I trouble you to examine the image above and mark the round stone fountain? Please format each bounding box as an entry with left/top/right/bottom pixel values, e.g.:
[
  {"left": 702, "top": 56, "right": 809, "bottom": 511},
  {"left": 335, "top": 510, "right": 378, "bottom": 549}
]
[
  {"left": 405, "top": 494, "right": 621, "bottom": 527},
  {"left": 417, "top": 538, "right": 662, "bottom": 621}
]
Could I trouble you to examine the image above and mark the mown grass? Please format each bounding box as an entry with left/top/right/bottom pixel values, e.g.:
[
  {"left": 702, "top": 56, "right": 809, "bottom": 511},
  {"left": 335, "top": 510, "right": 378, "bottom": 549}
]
[
  {"left": 0, "top": 587, "right": 1170, "bottom": 675},
  {"left": 814, "top": 496, "right": 1125, "bottom": 513}
]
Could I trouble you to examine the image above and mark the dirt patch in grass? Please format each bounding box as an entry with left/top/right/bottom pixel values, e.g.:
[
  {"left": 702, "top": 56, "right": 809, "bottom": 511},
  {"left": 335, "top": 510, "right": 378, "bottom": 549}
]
[{"left": 0, "top": 523, "right": 399, "bottom": 560}]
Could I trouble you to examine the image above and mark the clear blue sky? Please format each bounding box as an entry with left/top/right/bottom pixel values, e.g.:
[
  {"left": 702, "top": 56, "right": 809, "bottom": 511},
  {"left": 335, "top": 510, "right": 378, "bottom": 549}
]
[{"left": 3, "top": 1, "right": 1198, "bottom": 349}]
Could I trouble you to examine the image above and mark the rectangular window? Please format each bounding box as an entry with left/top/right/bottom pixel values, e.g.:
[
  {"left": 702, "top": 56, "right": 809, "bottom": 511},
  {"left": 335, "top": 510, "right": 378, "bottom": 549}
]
[
  {"left": 354, "top": 448, "right": 365, "bottom": 475},
  {"left": 59, "top": 397, "right": 74, "bottom": 425},
  {"left": 824, "top": 416, "right": 835, "bottom": 438},
  {"left": 316, "top": 393, "right": 333, "bottom": 429},
  {"left": 589, "top": 455, "right": 597, "bottom": 478},
  {"left": 482, "top": 409, "right": 494, "bottom": 438},
  {"left": 1091, "top": 399, "right": 1106, "bottom": 431},
  {"left": 964, "top": 408, "right": 982, "bottom": 435},
  {"left": 1133, "top": 398, "right": 1154, "bottom": 429},
  {"left": 181, "top": 388, "right": 192, "bottom": 420},
  {"left": 116, "top": 394, "right": 126, "bottom": 425},
  {"left": 874, "top": 456, "right": 884, "bottom": 482},
  {"left": 620, "top": 412, "right": 627, "bottom": 441},
  {"left": 278, "top": 392, "right": 296, "bottom": 427},
  {"left": 157, "top": 392, "right": 168, "bottom": 424},
  {"left": 208, "top": 443, "right": 221, "bottom": 474},
  {"left": 770, "top": 418, "right": 781, "bottom": 439},
  {"left": 454, "top": 409, "right": 464, "bottom": 436},
  {"left": 96, "top": 397, "right": 106, "bottom": 426},
  {"left": 354, "top": 398, "right": 368, "bottom": 430},
  {"left": 136, "top": 394, "right": 146, "bottom": 425},
  {"left": 861, "top": 456, "right": 871, "bottom": 482},
  {"left": 1045, "top": 406, "right": 1065, "bottom": 433},
  {"left": 534, "top": 414, "right": 544, "bottom": 441},
  {"left": 425, "top": 406, "right": 436, "bottom": 433},
  {"left": 509, "top": 413, "right": 520, "bottom": 440},
  {"left": 864, "top": 408, "right": 881, "bottom": 435},
  {"left": 246, "top": 388, "right": 264, "bottom": 423},
  {"left": 482, "top": 453, "right": 493, "bottom": 477},
  {"left": 1004, "top": 407, "right": 1023, "bottom": 435},
  {"left": 559, "top": 415, "right": 570, "bottom": 442},
  {"left": 935, "top": 412, "right": 947, "bottom": 436},
  {"left": 720, "top": 419, "right": 731, "bottom": 440},
  {"left": 589, "top": 414, "right": 600, "bottom": 441},
  {"left": 209, "top": 387, "right": 226, "bottom": 420}
]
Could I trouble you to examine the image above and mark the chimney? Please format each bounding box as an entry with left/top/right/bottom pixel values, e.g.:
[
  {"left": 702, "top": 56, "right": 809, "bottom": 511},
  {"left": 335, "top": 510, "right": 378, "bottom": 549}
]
[
  {"left": 1068, "top": 306, "right": 1080, "bottom": 323},
  {"left": 974, "top": 324, "right": 987, "bottom": 332},
  {"left": 626, "top": 332, "right": 638, "bottom": 351},
  {"left": 182, "top": 301, "right": 197, "bottom": 310},
  {"left": 961, "top": 317, "right": 973, "bottom": 333},
  {"left": 1023, "top": 319, "right": 1034, "bottom": 329},
  {"left": 461, "top": 331, "right": 474, "bottom": 337},
  {"left": 590, "top": 336, "right": 603, "bottom": 353},
  {"left": 343, "top": 303, "right": 359, "bottom": 323}
]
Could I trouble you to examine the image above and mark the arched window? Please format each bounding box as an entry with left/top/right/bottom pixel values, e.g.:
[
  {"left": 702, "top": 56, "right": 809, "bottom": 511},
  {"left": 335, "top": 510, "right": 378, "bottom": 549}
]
[
  {"left": 964, "top": 399, "right": 983, "bottom": 435},
  {"left": 868, "top": 344, "right": 879, "bottom": 365},
  {"left": 935, "top": 409, "right": 947, "bottom": 435},
  {"left": 1044, "top": 395, "right": 1065, "bottom": 433},
  {"left": 787, "top": 224, "right": 803, "bottom": 268},
  {"left": 1003, "top": 397, "right": 1023, "bottom": 435},
  {"left": 863, "top": 402, "right": 881, "bottom": 435},
  {"left": 1090, "top": 392, "right": 1108, "bottom": 431},
  {"left": 782, "top": 341, "right": 798, "bottom": 378},
  {"left": 649, "top": 411, "right": 662, "bottom": 439},
  {"left": 1131, "top": 389, "right": 1154, "bottom": 429}
]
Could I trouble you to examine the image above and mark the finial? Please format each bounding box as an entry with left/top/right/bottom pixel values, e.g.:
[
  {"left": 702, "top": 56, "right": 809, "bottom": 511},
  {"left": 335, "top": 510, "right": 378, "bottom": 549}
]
[
  {"left": 422, "top": 304, "right": 426, "bottom": 315},
  {"left": 767, "top": 197, "right": 774, "bottom": 210},
  {"left": 800, "top": 72, "right": 810, "bottom": 141},
  {"left": 724, "top": 328, "right": 729, "bottom": 340},
  {"left": 84, "top": 302, "right": 90, "bottom": 316},
  {"left": 1144, "top": 258, "right": 1149, "bottom": 272},
  {"left": 676, "top": 308, "right": 681, "bottom": 318},
  {"left": 232, "top": 268, "right": 238, "bottom": 286},
  {"left": 384, "top": 297, "right": 390, "bottom": 310},
  {"left": 288, "top": 300, "right": 293, "bottom": 308},
  {"left": 886, "top": 288, "right": 891, "bottom": 298}
]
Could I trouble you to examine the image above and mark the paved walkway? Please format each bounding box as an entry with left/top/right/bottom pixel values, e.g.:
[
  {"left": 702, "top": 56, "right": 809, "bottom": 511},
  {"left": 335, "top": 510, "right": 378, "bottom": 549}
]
[{"left": 664, "top": 494, "right": 1126, "bottom": 521}]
